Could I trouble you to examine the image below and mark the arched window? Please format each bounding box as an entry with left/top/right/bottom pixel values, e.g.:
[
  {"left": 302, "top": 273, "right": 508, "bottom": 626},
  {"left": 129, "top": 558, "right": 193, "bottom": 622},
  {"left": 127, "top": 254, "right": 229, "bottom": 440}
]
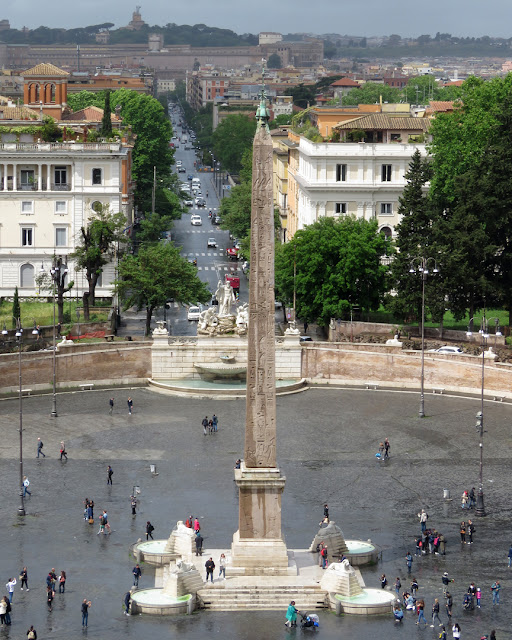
[
  {"left": 45, "top": 83, "right": 56, "bottom": 103},
  {"left": 380, "top": 226, "right": 393, "bottom": 257},
  {"left": 20, "top": 263, "right": 35, "bottom": 288}
]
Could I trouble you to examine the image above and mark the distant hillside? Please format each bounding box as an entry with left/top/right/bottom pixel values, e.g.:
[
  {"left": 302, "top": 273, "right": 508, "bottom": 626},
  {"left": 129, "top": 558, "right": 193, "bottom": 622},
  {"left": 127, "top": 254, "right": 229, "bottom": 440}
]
[{"left": 0, "top": 22, "right": 258, "bottom": 47}]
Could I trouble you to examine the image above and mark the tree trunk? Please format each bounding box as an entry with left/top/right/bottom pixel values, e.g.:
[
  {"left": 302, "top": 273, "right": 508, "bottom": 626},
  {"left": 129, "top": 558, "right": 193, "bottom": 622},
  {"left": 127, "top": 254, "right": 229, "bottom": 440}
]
[
  {"left": 83, "top": 292, "right": 90, "bottom": 322},
  {"left": 145, "top": 306, "right": 154, "bottom": 337},
  {"left": 57, "top": 294, "right": 64, "bottom": 325},
  {"left": 83, "top": 274, "right": 98, "bottom": 321},
  {"left": 439, "top": 316, "right": 444, "bottom": 340}
]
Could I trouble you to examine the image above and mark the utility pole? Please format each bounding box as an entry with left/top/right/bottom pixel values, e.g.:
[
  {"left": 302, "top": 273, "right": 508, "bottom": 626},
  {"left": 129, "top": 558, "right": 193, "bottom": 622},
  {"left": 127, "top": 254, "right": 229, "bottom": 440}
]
[{"left": 151, "top": 165, "right": 156, "bottom": 214}]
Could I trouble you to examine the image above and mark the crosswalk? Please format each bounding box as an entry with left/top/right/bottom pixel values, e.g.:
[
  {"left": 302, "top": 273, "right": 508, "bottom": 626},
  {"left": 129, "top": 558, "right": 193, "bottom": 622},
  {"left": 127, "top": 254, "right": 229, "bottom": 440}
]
[
  {"left": 185, "top": 229, "right": 221, "bottom": 234},
  {"left": 197, "top": 265, "right": 239, "bottom": 272}
]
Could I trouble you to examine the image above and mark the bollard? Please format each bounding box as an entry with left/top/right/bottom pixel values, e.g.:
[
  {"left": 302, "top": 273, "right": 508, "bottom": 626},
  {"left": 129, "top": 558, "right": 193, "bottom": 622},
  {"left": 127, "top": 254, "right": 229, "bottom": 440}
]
[{"left": 443, "top": 489, "right": 451, "bottom": 500}]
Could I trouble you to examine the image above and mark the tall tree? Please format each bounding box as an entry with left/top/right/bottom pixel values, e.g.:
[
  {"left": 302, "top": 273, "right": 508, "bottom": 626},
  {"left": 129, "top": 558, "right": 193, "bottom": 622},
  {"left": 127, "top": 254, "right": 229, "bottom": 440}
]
[
  {"left": 71, "top": 206, "right": 127, "bottom": 321},
  {"left": 11, "top": 287, "right": 20, "bottom": 329},
  {"left": 342, "top": 83, "right": 402, "bottom": 106},
  {"left": 115, "top": 243, "right": 210, "bottom": 335},
  {"left": 275, "top": 216, "right": 388, "bottom": 326},
  {"left": 388, "top": 150, "right": 445, "bottom": 324},
  {"left": 212, "top": 114, "right": 256, "bottom": 174},
  {"left": 100, "top": 90, "right": 112, "bottom": 137}
]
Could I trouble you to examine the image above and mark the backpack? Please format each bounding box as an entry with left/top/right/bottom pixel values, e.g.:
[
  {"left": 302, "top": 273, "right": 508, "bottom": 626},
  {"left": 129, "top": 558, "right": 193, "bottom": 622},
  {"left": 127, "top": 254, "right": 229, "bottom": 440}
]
[
  {"left": 28, "top": 632, "right": 36, "bottom": 640},
  {"left": 149, "top": 524, "right": 154, "bottom": 532},
  {"left": 321, "top": 548, "right": 327, "bottom": 557}
]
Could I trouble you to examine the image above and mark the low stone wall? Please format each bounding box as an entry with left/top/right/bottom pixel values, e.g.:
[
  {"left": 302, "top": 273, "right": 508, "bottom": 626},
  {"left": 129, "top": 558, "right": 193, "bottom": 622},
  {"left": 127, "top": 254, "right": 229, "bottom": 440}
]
[
  {"left": 0, "top": 342, "right": 151, "bottom": 393},
  {"left": 303, "top": 344, "right": 512, "bottom": 398}
]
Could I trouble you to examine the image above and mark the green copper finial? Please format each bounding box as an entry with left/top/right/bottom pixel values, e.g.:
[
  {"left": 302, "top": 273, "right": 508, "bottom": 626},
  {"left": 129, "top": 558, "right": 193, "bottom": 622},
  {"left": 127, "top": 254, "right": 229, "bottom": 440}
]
[{"left": 255, "top": 58, "right": 270, "bottom": 130}]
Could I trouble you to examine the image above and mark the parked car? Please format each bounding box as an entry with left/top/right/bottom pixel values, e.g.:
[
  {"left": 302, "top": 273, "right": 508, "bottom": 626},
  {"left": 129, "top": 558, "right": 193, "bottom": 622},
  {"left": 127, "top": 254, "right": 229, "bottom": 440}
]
[
  {"left": 428, "top": 345, "right": 463, "bottom": 354},
  {"left": 300, "top": 335, "right": 313, "bottom": 343},
  {"left": 212, "top": 215, "right": 222, "bottom": 225},
  {"left": 191, "top": 215, "right": 202, "bottom": 225},
  {"left": 207, "top": 237, "right": 218, "bottom": 248},
  {"left": 187, "top": 306, "right": 201, "bottom": 321}
]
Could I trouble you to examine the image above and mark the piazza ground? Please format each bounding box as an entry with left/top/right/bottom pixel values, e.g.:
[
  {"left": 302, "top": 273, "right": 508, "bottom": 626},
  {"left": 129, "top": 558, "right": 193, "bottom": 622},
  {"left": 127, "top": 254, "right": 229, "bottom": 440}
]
[{"left": 0, "top": 386, "right": 510, "bottom": 639}]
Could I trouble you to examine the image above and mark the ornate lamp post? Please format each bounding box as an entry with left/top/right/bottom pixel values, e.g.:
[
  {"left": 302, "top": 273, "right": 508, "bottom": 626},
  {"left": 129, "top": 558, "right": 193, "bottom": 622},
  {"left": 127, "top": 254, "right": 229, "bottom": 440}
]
[
  {"left": 409, "top": 257, "right": 439, "bottom": 418},
  {"left": 2, "top": 319, "right": 38, "bottom": 515},
  {"left": 466, "top": 315, "right": 502, "bottom": 517},
  {"left": 49, "top": 258, "right": 68, "bottom": 417}
]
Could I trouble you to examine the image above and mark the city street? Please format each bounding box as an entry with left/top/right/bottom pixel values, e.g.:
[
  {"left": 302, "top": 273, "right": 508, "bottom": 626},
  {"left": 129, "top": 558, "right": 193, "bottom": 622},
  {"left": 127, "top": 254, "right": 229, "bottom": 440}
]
[{"left": 0, "top": 386, "right": 509, "bottom": 639}]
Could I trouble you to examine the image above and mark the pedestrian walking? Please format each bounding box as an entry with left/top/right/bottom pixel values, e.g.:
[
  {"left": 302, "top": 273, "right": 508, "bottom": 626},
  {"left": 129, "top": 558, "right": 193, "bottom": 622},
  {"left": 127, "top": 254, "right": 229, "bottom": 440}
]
[
  {"left": 6, "top": 578, "right": 16, "bottom": 602},
  {"left": 380, "top": 574, "right": 387, "bottom": 589},
  {"left": 445, "top": 591, "right": 453, "bottom": 620},
  {"left": 320, "top": 544, "right": 328, "bottom": 569},
  {"left": 208, "top": 417, "right": 213, "bottom": 434},
  {"left": 384, "top": 437, "right": 390, "bottom": 460},
  {"left": 320, "top": 503, "right": 329, "bottom": 526},
  {"left": 0, "top": 597, "right": 6, "bottom": 625},
  {"left": 490, "top": 630, "right": 496, "bottom": 640},
  {"left": 132, "top": 564, "right": 142, "bottom": 587},
  {"left": 476, "top": 586, "right": 481, "bottom": 608},
  {"left": 81, "top": 599, "right": 91, "bottom": 627},
  {"left": 460, "top": 521, "right": 466, "bottom": 543},
  {"left": 439, "top": 625, "right": 447, "bottom": 640},
  {"left": 415, "top": 535, "right": 422, "bottom": 556},
  {"left": 195, "top": 533, "right": 203, "bottom": 556},
  {"left": 219, "top": 553, "right": 226, "bottom": 580},
  {"left": 508, "top": 543, "right": 512, "bottom": 567},
  {"left": 468, "top": 487, "right": 476, "bottom": 509},
  {"left": 57, "top": 322, "right": 62, "bottom": 337},
  {"left": 491, "top": 580, "right": 500, "bottom": 605},
  {"left": 102, "top": 510, "right": 111, "bottom": 533},
  {"left": 87, "top": 499, "right": 94, "bottom": 522},
  {"left": 405, "top": 551, "right": 413, "bottom": 574},
  {"left": 205, "top": 557, "right": 215, "bottom": 583},
  {"left": 303, "top": 321, "right": 309, "bottom": 334},
  {"left": 411, "top": 578, "right": 418, "bottom": 596},
  {"left": 452, "top": 622, "right": 461, "bottom": 639},
  {"left": 58, "top": 571, "right": 66, "bottom": 594},
  {"left": 418, "top": 509, "right": 428, "bottom": 532},
  {"left": 23, "top": 476, "right": 31, "bottom": 497},
  {"left": 194, "top": 518, "right": 201, "bottom": 533},
  {"left": 202, "top": 416, "right": 208, "bottom": 436},
  {"left": 109, "top": 397, "right": 114, "bottom": 415},
  {"left": 20, "top": 567, "right": 29, "bottom": 591},
  {"left": 123, "top": 592, "right": 131, "bottom": 615},
  {"left": 37, "top": 438, "right": 45, "bottom": 458},
  {"left": 107, "top": 465, "right": 113, "bottom": 485},
  {"left": 97, "top": 514, "right": 106, "bottom": 535},
  {"left": 146, "top": 521, "right": 154, "bottom": 540},
  {"left": 130, "top": 495, "right": 137, "bottom": 516},
  {"left": 416, "top": 599, "right": 427, "bottom": 626},
  {"left": 442, "top": 571, "right": 454, "bottom": 595},
  {"left": 46, "top": 586, "right": 54, "bottom": 611},
  {"left": 431, "top": 598, "right": 442, "bottom": 627},
  {"left": 394, "top": 577, "right": 401, "bottom": 595},
  {"left": 127, "top": 397, "right": 133, "bottom": 415},
  {"left": 59, "top": 441, "right": 67, "bottom": 460},
  {"left": 467, "top": 519, "right": 475, "bottom": 544},
  {"left": 2, "top": 597, "right": 10, "bottom": 625},
  {"left": 285, "top": 600, "right": 299, "bottom": 627},
  {"left": 26, "top": 625, "right": 37, "bottom": 639},
  {"left": 212, "top": 414, "right": 218, "bottom": 432}
]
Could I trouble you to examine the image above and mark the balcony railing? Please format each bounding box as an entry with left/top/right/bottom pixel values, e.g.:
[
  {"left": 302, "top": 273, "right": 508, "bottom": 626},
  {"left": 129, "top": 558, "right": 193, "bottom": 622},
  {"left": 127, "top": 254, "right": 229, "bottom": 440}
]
[
  {"left": 51, "top": 183, "right": 71, "bottom": 191},
  {"left": 0, "top": 142, "right": 122, "bottom": 153}
]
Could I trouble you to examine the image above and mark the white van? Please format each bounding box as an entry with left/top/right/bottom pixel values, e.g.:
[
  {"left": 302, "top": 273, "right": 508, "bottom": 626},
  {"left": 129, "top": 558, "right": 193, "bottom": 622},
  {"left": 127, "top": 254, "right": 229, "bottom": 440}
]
[{"left": 192, "top": 178, "right": 201, "bottom": 186}]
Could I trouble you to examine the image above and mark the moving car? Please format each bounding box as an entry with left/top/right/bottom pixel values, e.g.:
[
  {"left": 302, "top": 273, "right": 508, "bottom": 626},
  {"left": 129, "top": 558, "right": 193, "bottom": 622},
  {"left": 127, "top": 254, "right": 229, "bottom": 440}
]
[
  {"left": 187, "top": 306, "right": 201, "bottom": 321},
  {"left": 300, "top": 335, "right": 313, "bottom": 343},
  {"left": 212, "top": 215, "right": 222, "bottom": 225},
  {"left": 178, "top": 166, "right": 186, "bottom": 173},
  {"left": 184, "top": 198, "right": 194, "bottom": 206},
  {"left": 226, "top": 247, "right": 239, "bottom": 260},
  {"left": 428, "top": 345, "right": 463, "bottom": 354},
  {"left": 176, "top": 160, "right": 182, "bottom": 166},
  {"left": 196, "top": 198, "right": 207, "bottom": 207},
  {"left": 207, "top": 237, "right": 217, "bottom": 248},
  {"left": 188, "top": 174, "right": 194, "bottom": 181},
  {"left": 191, "top": 215, "right": 202, "bottom": 225}
]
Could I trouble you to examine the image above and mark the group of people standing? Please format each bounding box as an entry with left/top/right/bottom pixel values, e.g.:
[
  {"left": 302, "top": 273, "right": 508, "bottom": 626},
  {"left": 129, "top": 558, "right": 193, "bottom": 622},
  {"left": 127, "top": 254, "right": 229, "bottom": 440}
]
[{"left": 201, "top": 414, "right": 219, "bottom": 435}]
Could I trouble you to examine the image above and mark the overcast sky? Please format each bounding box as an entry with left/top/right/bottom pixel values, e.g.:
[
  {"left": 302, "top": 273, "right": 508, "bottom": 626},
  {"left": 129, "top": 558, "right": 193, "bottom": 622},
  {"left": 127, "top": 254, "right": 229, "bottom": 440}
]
[{"left": 5, "top": 0, "right": 512, "bottom": 38}]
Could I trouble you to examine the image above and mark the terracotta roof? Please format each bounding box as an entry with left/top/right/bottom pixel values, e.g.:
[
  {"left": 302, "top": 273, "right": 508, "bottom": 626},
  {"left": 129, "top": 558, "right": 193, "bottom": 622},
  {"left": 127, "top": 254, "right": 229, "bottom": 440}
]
[
  {"left": 0, "top": 105, "right": 39, "bottom": 120},
  {"left": 425, "top": 101, "right": 456, "bottom": 115},
  {"left": 335, "top": 114, "right": 431, "bottom": 131},
  {"left": 443, "top": 80, "right": 464, "bottom": 87},
  {"left": 63, "top": 106, "right": 120, "bottom": 122},
  {"left": 331, "top": 77, "right": 360, "bottom": 87},
  {"left": 22, "top": 63, "right": 69, "bottom": 78}
]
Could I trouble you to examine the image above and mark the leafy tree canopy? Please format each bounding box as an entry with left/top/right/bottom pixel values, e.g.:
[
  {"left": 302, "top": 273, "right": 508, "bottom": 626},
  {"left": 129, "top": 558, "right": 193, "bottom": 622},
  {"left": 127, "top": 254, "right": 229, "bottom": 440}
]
[
  {"left": 275, "top": 216, "right": 388, "bottom": 326},
  {"left": 341, "top": 83, "right": 402, "bottom": 106},
  {"left": 212, "top": 114, "right": 256, "bottom": 174},
  {"left": 267, "top": 53, "right": 282, "bottom": 69}
]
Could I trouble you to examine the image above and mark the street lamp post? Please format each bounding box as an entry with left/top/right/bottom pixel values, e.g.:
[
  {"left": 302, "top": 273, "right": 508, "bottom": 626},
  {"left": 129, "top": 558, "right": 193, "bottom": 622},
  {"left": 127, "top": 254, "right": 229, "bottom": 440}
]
[
  {"left": 467, "top": 315, "right": 501, "bottom": 517},
  {"left": 409, "top": 257, "right": 439, "bottom": 418},
  {"left": 2, "top": 319, "right": 38, "bottom": 516},
  {"left": 49, "top": 258, "right": 68, "bottom": 418}
]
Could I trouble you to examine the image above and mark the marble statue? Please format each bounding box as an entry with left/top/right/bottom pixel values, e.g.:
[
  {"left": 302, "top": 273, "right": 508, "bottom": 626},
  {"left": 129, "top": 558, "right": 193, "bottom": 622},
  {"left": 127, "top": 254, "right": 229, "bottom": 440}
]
[{"left": 216, "top": 280, "right": 235, "bottom": 317}]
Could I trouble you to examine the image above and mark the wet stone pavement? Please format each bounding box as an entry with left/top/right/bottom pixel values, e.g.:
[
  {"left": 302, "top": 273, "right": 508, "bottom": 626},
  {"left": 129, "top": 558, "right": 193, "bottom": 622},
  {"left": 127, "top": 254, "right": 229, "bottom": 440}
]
[{"left": 0, "top": 386, "right": 510, "bottom": 639}]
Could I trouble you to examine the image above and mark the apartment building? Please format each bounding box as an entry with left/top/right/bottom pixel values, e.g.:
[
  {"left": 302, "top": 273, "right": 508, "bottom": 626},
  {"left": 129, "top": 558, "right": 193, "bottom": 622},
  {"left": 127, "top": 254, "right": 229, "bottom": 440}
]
[
  {"left": 285, "top": 114, "right": 430, "bottom": 239},
  {"left": 0, "top": 63, "right": 133, "bottom": 298}
]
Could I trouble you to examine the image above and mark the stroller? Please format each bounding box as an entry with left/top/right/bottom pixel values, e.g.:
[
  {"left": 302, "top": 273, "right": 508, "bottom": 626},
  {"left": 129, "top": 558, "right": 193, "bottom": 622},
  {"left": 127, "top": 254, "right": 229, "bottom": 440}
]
[
  {"left": 300, "top": 612, "right": 320, "bottom": 630},
  {"left": 463, "top": 593, "right": 474, "bottom": 611}
]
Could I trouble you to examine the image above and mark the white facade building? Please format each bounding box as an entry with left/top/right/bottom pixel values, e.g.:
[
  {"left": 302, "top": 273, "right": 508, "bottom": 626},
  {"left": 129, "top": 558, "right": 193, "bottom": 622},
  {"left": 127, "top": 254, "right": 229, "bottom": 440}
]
[
  {"left": 0, "top": 141, "right": 131, "bottom": 298},
  {"left": 290, "top": 137, "right": 427, "bottom": 238}
]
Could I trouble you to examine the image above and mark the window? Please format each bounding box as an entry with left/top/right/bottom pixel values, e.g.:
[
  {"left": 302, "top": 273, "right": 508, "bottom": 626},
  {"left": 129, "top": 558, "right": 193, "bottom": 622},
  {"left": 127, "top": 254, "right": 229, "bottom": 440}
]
[
  {"left": 55, "top": 201, "right": 67, "bottom": 214},
  {"left": 55, "top": 227, "right": 67, "bottom": 247},
  {"left": 20, "top": 263, "right": 35, "bottom": 288},
  {"left": 92, "top": 168, "right": 102, "bottom": 185},
  {"left": 20, "top": 169, "right": 35, "bottom": 185},
  {"left": 91, "top": 200, "right": 103, "bottom": 213},
  {"left": 21, "top": 201, "right": 33, "bottom": 214},
  {"left": 380, "top": 203, "right": 393, "bottom": 215},
  {"left": 21, "top": 228, "right": 33, "bottom": 246},
  {"left": 381, "top": 164, "right": 392, "bottom": 182},
  {"left": 335, "top": 203, "right": 347, "bottom": 214},
  {"left": 54, "top": 166, "right": 67, "bottom": 185},
  {"left": 336, "top": 164, "right": 347, "bottom": 182}
]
